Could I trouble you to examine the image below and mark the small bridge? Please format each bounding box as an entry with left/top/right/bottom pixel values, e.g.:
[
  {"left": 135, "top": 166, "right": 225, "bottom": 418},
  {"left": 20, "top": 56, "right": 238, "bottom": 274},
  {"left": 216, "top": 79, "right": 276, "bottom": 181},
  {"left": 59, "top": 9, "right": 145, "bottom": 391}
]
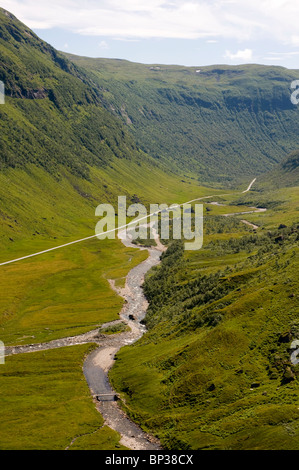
[{"left": 96, "top": 393, "right": 119, "bottom": 402}]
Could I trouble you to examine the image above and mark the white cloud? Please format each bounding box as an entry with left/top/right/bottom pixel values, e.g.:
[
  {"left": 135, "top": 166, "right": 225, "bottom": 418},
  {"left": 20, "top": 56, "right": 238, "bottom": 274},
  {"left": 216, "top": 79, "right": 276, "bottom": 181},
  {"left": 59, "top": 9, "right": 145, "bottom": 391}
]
[
  {"left": 98, "top": 40, "right": 109, "bottom": 49},
  {"left": 113, "top": 38, "right": 140, "bottom": 42},
  {"left": 290, "top": 36, "right": 299, "bottom": 47},
  {"left": 1, "top": 0, "right": 299, "bottom": 46},
  {"left": 224, "top": 48, "right": 253, "bottom": 62},
  {"left": 263, "top": 50, "right": 299, "bottom": 62},
  {"left": 268, "top": 51, "right": 299, "bottom": 57},
  {"left": 263, "top": 57, "right": 282, "bottom": 62}
]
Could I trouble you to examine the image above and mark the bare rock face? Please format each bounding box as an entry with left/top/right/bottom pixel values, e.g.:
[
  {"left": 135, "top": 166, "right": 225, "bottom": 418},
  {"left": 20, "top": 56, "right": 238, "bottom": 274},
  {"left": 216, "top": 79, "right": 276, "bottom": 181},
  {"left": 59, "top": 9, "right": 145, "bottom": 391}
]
[
  {"left": 29, "top": 88, "right": 47, "bottom": 99},
  {"left": 7, "top": 86, "right": 48, "bottom": 100}
]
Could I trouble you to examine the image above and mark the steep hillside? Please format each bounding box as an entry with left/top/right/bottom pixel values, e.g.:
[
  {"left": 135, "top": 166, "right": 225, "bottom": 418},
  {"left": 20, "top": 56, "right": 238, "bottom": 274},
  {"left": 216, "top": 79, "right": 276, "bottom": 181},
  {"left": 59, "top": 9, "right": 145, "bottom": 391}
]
[
  {"left": 0, "top": 8, "right": 147, "bottom": 177},
  {"left": 110, "top": 196, "right": 299, "bottom": 450},
  {"left": 258, "top": 149, "right": 299, "bottom": 188},
  {"left": 66, "top": 55, "right": 299, "bottom": 183}
]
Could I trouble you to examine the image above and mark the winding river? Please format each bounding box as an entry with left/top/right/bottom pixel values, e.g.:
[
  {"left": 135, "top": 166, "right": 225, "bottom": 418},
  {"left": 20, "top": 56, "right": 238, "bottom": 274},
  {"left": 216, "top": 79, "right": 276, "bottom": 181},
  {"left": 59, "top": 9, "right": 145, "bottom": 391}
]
[
  {"left": 83, "top": 226, "right": 164, "bottom": 450},
  {"left": 4, "top": 185, "right": 279, "bottom": 450},
  {"left": 5, "top": 226, "right": 164, "bottom": 450}
]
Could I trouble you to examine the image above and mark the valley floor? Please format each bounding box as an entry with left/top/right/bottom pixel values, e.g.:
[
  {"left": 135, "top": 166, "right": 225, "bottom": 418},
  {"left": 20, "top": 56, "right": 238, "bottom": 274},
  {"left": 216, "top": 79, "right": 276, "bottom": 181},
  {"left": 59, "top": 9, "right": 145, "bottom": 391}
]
[{"left": 0, "top": 179, "right": 298, "bottom": 450}]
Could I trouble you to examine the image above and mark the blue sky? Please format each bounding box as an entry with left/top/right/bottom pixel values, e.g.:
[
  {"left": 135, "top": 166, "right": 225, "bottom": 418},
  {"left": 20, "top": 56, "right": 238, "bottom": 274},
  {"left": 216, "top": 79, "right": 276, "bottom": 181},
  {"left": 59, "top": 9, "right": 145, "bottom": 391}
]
[{"left": 2, "top": 0, "right": 299, "bottom": 68}]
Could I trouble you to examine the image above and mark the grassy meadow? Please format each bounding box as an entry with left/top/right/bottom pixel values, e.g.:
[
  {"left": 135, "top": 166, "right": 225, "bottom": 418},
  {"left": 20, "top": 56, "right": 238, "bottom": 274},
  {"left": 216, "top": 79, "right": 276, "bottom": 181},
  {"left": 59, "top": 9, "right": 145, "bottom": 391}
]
[
  {"left": 0, "top": 164, "right": 297, "bottom": 450},
  {"left": 0, "top": 344, "right": 127, "bottom": 450}
]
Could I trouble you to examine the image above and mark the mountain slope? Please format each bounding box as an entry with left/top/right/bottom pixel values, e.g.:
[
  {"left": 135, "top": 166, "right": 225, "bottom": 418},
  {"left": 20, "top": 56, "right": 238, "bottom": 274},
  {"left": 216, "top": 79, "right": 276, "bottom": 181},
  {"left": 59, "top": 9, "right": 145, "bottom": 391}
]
[
  {"left": 110, "top": 199, "right": 299, "bottom": 450},
  {"left": 0, "top": 8, "right": 208, "bottom": 346},
  {"left": 0, "top": 7, "right": 208, "bottom": 254},
  {"left": 0, "top": 8, "right": 146, "bottom": 178},
  {"left": 66, "top": 55, "right": 299, "bottom": 183},
  {"left": 259, "top": 149, "right": 299, "bottom": 188}
]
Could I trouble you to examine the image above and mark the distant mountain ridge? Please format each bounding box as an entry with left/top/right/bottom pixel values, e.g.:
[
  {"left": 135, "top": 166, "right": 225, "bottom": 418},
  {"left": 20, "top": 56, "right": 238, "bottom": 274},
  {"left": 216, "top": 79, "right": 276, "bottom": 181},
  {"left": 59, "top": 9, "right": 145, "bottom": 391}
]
[
  {"left": 2, "top": 6, "right": 299, "bottom": 185},
  {"left": 66, "top": 55, "right": 299, "bottom": 183}
]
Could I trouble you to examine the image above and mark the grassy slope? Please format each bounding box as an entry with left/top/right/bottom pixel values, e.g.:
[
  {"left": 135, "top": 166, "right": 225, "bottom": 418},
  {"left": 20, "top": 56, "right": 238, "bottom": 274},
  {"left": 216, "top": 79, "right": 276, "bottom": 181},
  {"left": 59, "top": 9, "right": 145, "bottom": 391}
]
[
  {"left": 0, "top": 163, "right": 224, "bottom": 449},
  {"left": 257, "top": 149, "right": 299, "bottom": 189},
  {"left": 227, "top": 149, "right": 299, "bottom": 228},
  {"left": 66, "top": 55, "right": 299, "bottom": 184},
  {"left": 109, "top": 176, "right": 299, "bottom": 450},
  {"left": 0, "top": 344, "right": 127, "bottom": 450}
]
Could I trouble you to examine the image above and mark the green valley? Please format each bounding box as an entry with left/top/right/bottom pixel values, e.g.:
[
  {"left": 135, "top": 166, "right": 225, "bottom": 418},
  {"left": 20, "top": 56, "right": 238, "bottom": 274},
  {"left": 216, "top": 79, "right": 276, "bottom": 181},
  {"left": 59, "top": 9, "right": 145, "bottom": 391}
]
[
  {"left": 0, "top": 6, "right": 298, "bottom": 453},
  {"left": 66, "top": 54, "right": 299, "bottom": 184},
  {"left": 110, "top": 177, "right": 299, "bottom": 450}
]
